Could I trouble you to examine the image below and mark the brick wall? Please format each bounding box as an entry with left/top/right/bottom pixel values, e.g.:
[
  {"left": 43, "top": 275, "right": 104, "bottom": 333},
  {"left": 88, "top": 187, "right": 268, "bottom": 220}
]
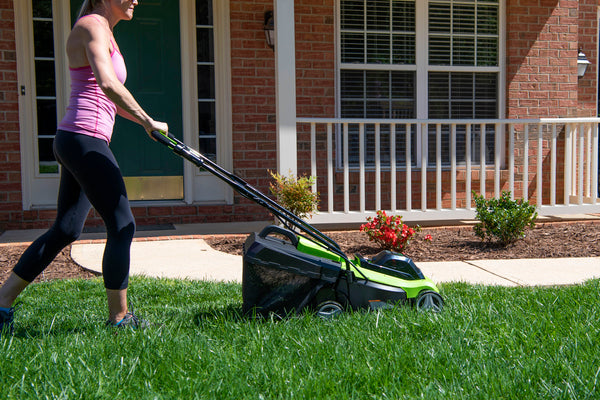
[
  {"left": 230, "top": 0, "right": 276, "bottom": 190},
  {"left": 501, "top": 0, "right": 595, "bottom": 204},
  {"left": 0, "top": 0, "right": 597, "bottom": 231},
  {"left": 0, "top": 0, "right": 21, "bottom": 230},
  {"left": 506, "top": 0, "right": 580, "bottom": 118},
  {"left": 228, "top": 0, "right": 337, "bottom": 219}
]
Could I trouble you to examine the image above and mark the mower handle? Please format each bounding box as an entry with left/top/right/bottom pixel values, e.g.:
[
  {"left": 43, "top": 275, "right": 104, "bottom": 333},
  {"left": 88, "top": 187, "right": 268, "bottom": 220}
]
[
  {"left": 150, "top": 129, "right": 353, "bottom": 268},
  {"left": 259, "top": 225, "right": 299, "bottom": 247},
  {"left": 151, "top": 130, "right": 178, "bottom": 148}
]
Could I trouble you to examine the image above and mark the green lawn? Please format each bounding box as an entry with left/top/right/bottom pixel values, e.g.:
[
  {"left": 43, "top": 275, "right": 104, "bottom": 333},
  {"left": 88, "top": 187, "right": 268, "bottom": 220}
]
[{"left": 1, "top": 277, "right": 599, "bottom": 399}]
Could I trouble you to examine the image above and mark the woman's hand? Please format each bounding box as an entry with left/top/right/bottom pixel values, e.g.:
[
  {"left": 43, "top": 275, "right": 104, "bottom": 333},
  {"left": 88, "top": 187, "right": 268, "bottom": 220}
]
[{"left": 145, "top": 120, "right": 169, "bottom": 141}]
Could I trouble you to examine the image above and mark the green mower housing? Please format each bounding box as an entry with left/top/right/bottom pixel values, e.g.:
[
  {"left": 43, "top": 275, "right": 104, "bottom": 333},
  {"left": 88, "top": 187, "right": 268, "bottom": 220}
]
[{"left": 242, "top": 225, "right": 443, "bottom": 317}]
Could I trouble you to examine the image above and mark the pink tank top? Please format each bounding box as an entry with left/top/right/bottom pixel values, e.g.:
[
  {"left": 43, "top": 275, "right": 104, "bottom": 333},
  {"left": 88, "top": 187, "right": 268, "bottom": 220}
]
[{"left": 58, "top": 16, "right": 127, "bottom": 143}]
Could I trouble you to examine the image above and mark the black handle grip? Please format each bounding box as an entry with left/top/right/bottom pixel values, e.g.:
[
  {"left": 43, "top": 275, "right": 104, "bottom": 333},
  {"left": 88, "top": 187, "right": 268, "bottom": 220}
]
[
  {"left": 151, "top": 130, "right": 180, "bottom": 148},
  {"left": 259, "top": 225, "right": 299, "bottom": 247}
]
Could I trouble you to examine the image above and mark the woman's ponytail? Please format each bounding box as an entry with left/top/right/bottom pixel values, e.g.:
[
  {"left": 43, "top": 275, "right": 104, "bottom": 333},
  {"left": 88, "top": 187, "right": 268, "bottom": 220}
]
[{"left": 76, "top": 0, "right": 103, "bottom": 19}]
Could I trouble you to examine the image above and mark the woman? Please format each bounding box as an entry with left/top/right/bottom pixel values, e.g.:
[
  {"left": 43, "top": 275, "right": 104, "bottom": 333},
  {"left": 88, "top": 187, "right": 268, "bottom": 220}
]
[{"left": 0, "top": 0, "right": 167, "bottom": 333}]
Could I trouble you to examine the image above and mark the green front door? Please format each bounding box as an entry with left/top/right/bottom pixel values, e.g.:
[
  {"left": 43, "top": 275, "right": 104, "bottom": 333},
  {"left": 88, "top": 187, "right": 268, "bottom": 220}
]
[{"left": 70, "top": 0, "right": 183, "bottom": 200}]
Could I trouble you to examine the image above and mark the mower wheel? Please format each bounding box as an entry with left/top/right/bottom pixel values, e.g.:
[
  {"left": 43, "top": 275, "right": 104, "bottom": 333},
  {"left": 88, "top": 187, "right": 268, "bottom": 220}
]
[
  {"left": 316, "top": 301, "right": 344, "bottom": 319},
  {"left": 415, "top": 290, "right": 444, "bottom": 313}
]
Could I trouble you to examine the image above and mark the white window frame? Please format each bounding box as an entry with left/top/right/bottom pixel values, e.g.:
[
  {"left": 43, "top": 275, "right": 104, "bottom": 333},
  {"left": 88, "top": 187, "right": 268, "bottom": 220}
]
[
  {"left": 15, "top": 0, "right": 71, "bottom": 209},
  {"left": 180, "top": 0, "right": 233, "bottom": 204},
  {"left": 335, "top": 0, "right": 506, "bottom": 169}
]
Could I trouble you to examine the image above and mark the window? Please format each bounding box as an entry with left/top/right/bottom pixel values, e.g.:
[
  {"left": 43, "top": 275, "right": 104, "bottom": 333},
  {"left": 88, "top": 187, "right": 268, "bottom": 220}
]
[
  {"left": 196, "top": 0, "right": 217, "bottom": 161},
  {"left": 338, "top": 0, "right": 501, "bottom": 168},
  {"left": 339, "top": 0, "right": 417, "bottom": 167},
  {"left": 427, "top": 1, "right": 499, "bottom": 165},
  {"left": 33, "top": 0, "right": 59, "bottom": 174}
]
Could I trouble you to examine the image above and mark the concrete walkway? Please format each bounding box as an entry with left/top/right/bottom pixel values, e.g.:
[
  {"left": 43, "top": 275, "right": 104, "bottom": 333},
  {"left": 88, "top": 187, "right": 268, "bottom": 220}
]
[{"left": 70, "top": 238, "right": 600, "bottom": 287}]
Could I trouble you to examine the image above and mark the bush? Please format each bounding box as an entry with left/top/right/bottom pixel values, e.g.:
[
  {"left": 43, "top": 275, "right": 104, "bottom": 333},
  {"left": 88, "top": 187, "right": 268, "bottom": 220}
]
[
  {"left": 360, "top": 210, "right": 424, "bottom": 253},
  {"left": 269, "top": 171, "right": 319, "bottom": 219},
  {"left": 473, "top": 191, "right": 538, "bottom": 245}
]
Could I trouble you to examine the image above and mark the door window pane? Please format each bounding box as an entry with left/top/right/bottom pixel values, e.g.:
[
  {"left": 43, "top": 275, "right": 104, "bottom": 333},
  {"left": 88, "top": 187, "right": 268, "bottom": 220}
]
[
  {"left": 33, "top": 0, "right": 58, "bottom": 174},
  {"left": 196, "top": 0, "right": 216, "bottom": 161}
]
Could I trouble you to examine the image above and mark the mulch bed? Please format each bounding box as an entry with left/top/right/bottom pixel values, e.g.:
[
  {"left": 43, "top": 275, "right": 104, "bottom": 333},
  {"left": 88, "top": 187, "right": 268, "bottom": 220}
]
[{"left": 203, "top": 221, "right": 600, "bottom": 261}]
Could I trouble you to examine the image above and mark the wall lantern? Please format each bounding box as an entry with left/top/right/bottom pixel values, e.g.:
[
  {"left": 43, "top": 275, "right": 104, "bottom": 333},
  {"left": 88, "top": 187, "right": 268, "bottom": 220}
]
[
  {"left": 264, "top": 11, "right": 275, "bottom": 50},
  {"left": 577, "top": 49, "right": 591, "bottom": 78}
]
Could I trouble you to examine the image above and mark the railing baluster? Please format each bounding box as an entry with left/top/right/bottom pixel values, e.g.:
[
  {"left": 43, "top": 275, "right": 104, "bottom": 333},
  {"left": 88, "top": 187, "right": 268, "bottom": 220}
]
[
  {"left": 550, "top": 124, "right": 556, "bottom": 206},
  {"left": 586, "top": 123, "right": 591, "bottom": 198},
  {"left": 593, "top": 124, "right": 599, "bottom": 205},
  {"left": 494, "top": 122, "right": 501, "bottom": 198},
  {"left": 327, "top": 123, "right": 333, "bottom": 213},
  {"left": 480, "top": 123, "right": 486, "bottom": 197},
  {"left": 310, "top": 123, "right": 317, "bottom": 194},
  {"left": 564, "top": 124, "right": 572, "bottom": 205},
  {"left": 405, "top": 123, "right": 411, "bottom": 211},
  {"left": 436, "top": 123, "right": 442, "bottom": 210},
  {"left": 359, "top": 123, "right": 365, "bottom": 213},
  {"left": 578, "top": 123, "right": 584, "bottom": 205},
  {"left": 537, "top": 123, "right": 543, "bottom": 208},
  {"left": 390, "top": 124, "right": 397, "bottom": 211},
  {"left": 421, "top": 123, "right": 427, "bottom": 211},
  {"left": 466, "top": 124, "right": 472, "bottom": 209},
  {"left": 509, "top": 124, "right": 515, "bottom": 198},
  {"left": 451, "top": 124, "right": 456, "bottom": 210},
  {"left": 523, "top": 124, "right": 529, "bottom": 201},
  {"left": 343, "top": 123, "right": 349, "bottom": 213},
  {"left": 375, "top": 123, "right": 381, "bottom": 211}
]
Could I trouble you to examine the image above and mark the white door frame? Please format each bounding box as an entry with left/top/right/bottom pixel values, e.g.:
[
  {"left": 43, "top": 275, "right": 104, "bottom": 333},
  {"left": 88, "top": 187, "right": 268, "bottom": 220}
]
[
  {"left": 15, "top": 0, "right": 234, "bottom": 209},
  {"left": 180, "top": 0, "right": 233, "bottom": 205}
]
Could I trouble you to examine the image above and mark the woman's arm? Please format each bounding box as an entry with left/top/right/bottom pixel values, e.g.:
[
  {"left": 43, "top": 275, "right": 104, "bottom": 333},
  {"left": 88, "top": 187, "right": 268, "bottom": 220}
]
[
  {"left": 116, "top": 105, "right": 138, "bottom": 123},
  {"left": 70, "top": 17, "right": 167, "bottom": 135}
]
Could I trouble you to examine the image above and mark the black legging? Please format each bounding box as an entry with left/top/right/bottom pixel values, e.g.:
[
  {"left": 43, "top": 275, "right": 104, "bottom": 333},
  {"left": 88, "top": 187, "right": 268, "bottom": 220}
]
[{"left": 13, "top": 130, "right": 135, "bottom": 290}]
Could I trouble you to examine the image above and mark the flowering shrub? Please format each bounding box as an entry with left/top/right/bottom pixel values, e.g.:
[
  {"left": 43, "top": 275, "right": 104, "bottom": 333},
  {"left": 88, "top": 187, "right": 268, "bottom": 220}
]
[
  {"left": 360, "top": 210, "right": 423, "bottom": 252},
  {"left": 269, "top": 171, "right": 319, "bottom": 219}
]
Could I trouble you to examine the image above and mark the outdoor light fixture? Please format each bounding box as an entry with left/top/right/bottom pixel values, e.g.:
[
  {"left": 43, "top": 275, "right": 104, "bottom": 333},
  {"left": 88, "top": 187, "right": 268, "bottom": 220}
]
[
  {"left": 264, "top": 10, "right": 275, "bottom": 50},
  {"left": 577, "top": 49, "right": 591, "bottom": 78}
]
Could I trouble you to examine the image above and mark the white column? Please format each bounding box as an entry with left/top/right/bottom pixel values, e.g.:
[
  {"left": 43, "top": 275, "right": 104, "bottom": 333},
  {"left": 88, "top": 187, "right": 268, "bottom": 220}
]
[{"left": 274, "top": 0, "right": 297, "bottom": 176}]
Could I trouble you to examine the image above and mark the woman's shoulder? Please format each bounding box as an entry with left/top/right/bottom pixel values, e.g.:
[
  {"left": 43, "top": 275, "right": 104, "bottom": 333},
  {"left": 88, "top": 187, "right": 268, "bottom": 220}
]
[
  {"left": 73, "top": 14, "right": 110, "bottom": 36},
  {"left": 70, "top": 15, "right": 113, "bottom": 49}
]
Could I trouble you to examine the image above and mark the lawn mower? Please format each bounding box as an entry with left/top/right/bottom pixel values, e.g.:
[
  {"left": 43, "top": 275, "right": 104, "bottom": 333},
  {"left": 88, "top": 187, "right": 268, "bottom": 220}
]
[{"left": 151, "top": 130, "right": 443, "bottom": 318}]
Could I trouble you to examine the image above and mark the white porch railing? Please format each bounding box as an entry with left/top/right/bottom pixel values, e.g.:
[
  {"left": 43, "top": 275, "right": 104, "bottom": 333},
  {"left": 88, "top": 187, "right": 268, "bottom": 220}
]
[{"left": 296, "top": 117, "right": 600, "bottom": 225}]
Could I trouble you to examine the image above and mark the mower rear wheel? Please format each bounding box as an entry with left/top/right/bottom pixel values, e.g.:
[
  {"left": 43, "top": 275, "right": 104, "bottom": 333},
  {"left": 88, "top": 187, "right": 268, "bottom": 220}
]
[
  {"left": 415, "top": 291, "right": 444, "bottom": 313},
  {"left": 316, "top": 301, "right": 344, "bottom": 319}
]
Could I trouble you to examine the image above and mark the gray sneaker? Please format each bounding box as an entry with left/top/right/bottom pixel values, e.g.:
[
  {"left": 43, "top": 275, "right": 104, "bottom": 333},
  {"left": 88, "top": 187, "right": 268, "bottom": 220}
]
[
  {"left": 0, "top": 306, "right": 15, "bottom": 337},
  {"left": 106, "top": 312, "right": 149, "bottom": 329}
]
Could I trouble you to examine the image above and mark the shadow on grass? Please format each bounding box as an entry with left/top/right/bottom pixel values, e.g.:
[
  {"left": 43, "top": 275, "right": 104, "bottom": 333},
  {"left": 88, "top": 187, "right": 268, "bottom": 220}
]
[
  {"left": 11, "top": 324, "right": 96, "bottom": 338},
  {"left": 193, "top": 304, "right": 246, "bottom": 325},
  {"left": 192, "top": 304, "right": 325, "bottom": 325}
]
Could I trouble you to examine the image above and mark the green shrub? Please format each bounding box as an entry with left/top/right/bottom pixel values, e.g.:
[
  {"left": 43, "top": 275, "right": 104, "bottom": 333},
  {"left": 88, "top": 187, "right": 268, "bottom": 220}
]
[
  {"left": 473, "top": 191, "right": 538, "bottom": 245},
  {"left": 269, "top": 170, "right": 319, "bottom": 219}
]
